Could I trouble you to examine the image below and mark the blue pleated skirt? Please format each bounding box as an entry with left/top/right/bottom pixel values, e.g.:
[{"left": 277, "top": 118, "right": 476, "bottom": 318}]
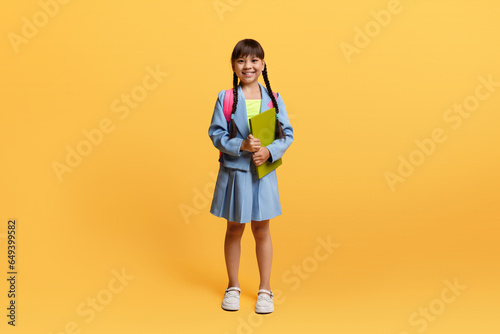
[{"left": 210, "top": 163, "right": 282, "bottom": 223}]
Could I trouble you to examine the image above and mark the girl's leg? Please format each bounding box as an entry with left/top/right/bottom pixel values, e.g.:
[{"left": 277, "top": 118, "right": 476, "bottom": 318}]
[
  {"left": 251, "top": 219, "right": 272, "bottom": 292},
  {"left": 225, "top": 221, "right": 246, "bottom": 289}
]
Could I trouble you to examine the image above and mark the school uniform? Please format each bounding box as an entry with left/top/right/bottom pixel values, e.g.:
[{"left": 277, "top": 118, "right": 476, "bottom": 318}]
[{"left": 208, "top": 83, "right": 294, "bottom": 223}]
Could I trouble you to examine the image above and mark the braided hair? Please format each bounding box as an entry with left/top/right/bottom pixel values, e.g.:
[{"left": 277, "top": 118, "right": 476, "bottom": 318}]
[
  {"left": 228, "top": 39, "right": 285, "bottom": 141},
  {"left": 262, "top": 63, "right": 285, "bottom": 140},
  {"left": 228, "top": 72, "right": 239, "bottom": 139}
]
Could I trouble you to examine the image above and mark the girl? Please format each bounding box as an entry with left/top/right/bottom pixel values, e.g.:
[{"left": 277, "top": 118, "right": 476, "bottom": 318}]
[{"left": 208, "top": 39, "right": 294, "bottom": 314}]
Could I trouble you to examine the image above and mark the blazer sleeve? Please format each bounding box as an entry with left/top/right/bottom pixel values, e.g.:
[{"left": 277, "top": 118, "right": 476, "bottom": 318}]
[
  {"left": 208, "top": 90, "right": 244, "bottom": 156},
  {"left": 266, "top": 92, "right": 294, "bottom": 163}
]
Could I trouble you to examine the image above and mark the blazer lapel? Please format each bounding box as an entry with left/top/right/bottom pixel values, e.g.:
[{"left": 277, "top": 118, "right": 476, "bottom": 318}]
[{"left": 234, "top": 85, "right": 249, "bottom": 138}]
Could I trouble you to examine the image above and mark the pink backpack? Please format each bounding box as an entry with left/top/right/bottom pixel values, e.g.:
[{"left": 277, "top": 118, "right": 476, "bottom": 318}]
[{"left": 219, "top": 89, "right": 278, "bottom": 160}]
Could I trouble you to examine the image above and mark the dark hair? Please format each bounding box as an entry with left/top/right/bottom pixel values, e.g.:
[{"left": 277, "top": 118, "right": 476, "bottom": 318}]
[{"left": 228, "top": 39, "right": 285, "bottom": 140}]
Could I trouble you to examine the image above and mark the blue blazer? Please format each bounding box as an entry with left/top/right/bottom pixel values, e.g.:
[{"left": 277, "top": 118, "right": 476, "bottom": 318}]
[{"left": 208, "top": 82, "right": 294, "bottom": 171}]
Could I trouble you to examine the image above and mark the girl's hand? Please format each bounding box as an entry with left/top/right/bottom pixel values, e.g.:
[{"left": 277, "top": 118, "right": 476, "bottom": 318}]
[
  {"left": 252, "top": 147, "right": 270, "bottom": 166},
  {"left": 241, "top": 134, "right": 261, "bottom": 152}
]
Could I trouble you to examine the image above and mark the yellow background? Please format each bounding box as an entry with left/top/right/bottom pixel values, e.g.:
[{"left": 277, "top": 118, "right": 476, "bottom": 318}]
[{"left": 1, "top": 0, "right": 499, "bottom": 333}]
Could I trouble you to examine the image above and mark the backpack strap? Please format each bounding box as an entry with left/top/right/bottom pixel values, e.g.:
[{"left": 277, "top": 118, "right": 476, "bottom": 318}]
[
  {"left": 223, "top": 89, "right": 234, "bottom": 123},
  {"left": 268, "top": 92, "right": 278, "bottom": 109},
  {"left": 219, "top": 89, "right": 234, "bottom": 162}
]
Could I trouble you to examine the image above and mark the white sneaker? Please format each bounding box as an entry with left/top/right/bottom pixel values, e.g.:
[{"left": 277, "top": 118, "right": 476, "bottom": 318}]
[
  {"left": 255, "top": 289, "right": 274, "bottom": 314},
  {"left": 221, "top": 287, "right": 241, "bottom": 311}
]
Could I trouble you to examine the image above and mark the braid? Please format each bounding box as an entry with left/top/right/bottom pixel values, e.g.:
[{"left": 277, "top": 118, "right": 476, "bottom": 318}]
[
  {"left": 229, "top": 72, "right": 239, "bottom": 139},
  {"left": 262, "top": 64, "right": 285, "bottom": 140}
]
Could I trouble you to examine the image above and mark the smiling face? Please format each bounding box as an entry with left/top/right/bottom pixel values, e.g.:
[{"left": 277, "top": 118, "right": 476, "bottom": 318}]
[{"left": 232, "top": 55, "right": 265, "bottom": 87}]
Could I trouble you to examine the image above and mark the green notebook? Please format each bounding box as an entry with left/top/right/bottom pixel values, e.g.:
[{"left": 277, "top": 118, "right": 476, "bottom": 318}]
[{"left": 249, "top": 107, "right": 282, "bottom": 178}]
